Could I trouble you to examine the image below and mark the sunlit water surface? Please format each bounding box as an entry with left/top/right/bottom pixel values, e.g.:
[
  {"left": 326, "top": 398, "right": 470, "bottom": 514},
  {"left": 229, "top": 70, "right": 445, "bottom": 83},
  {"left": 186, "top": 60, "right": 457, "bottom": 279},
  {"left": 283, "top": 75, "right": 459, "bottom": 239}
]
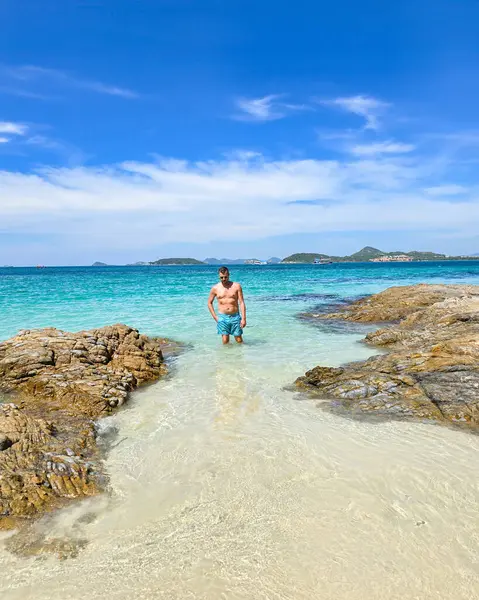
[{"left": 0, "top": 263, "right": 478, "bottom": 599}]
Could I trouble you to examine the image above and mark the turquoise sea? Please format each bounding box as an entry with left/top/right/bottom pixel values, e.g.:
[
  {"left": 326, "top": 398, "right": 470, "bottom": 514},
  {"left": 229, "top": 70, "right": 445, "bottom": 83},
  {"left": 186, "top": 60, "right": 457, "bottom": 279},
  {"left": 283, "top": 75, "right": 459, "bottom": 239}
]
[
  {"left": 2, "top": 261, "right": 479, "bottom": 357},
  {"left": 1, "top": 262, "right": 479, "bottom": 600}
]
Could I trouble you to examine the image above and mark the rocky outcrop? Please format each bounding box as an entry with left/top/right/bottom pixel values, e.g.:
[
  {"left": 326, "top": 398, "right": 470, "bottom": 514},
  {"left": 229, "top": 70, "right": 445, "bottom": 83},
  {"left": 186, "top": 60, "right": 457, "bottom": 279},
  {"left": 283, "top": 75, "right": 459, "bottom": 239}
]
[
  {"left": 0, "top": 324, "right": 170, "bottom": 529},
  {"left": 296, "top": 285, "right": 479, "bottom": 431}
]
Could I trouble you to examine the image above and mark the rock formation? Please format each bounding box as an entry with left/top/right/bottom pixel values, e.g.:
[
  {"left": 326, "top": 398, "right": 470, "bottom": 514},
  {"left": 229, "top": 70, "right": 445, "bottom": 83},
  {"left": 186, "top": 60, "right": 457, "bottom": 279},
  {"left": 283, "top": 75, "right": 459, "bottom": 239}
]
[
  {"left": 296, "top": 284, "right": 479, "bottom": 431},
  {"left": 0, "top": 324, "right": 170, "bottom": 529}
]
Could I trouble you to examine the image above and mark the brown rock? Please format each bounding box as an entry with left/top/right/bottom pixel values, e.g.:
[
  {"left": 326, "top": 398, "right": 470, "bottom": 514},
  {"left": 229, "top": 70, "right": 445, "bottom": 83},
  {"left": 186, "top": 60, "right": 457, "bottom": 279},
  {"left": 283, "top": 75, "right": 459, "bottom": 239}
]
[
  {"left": 316, "top": 284, "right": 479, "bottom": 323},
  {"left": 296, "top": 285, "right": 479, "bottom": 431},
  {"left": 0, "top": 324, "right": 170, "bottom": 529}
]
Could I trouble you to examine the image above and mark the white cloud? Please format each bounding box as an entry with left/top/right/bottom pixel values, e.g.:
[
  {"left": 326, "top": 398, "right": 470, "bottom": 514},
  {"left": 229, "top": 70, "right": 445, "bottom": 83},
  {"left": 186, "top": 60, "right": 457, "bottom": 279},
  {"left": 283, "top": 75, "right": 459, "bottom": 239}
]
[
  {"left": 223, "top": 149, "right": 263, "bottom": 161},
  {"left": 0, "top": 86, "right": 53, "bottom": 100},
  {"left": 234, "top": 95, "right": 308, "bottom": 122},
  {"left": 1, "top": 88, "right": 477, "bottom": 257},
  {"left": 1, "top": 148, "right": 478, "bottom": 252},
  {"left": 424, "top": 184, "right": 468, "bottom": 196},
  {"left": 3, "top": 65, "right": 138, "bottom": 99},
  {"left": 74, "top": 80, "right": 138, "bottom": 99},
  {"left": 0, "top": 137, "right": 9, "bottom": 143},
  {"left": 0, "top": 121, "right": 28, "bottom": 135},
  {"left": 349, "top": 141, "right": 415, "bottom": 156},
  {"left": 321, "top": 95, "right": 390, "bottom": 130}
]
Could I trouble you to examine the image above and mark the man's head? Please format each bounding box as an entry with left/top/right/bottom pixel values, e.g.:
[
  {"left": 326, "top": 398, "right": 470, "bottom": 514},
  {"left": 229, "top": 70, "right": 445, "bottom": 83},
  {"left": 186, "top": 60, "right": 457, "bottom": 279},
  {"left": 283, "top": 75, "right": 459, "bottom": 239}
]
[{"left": 218, "top": 266, "right": 230, "bottom": 283}]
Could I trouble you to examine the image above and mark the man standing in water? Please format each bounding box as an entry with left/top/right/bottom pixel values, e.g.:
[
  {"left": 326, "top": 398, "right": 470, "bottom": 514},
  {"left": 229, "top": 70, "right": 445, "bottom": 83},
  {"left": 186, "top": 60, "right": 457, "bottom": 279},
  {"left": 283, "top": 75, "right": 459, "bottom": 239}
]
[{"left": 208, "top": 266, "right": 247, "bottom": 344}]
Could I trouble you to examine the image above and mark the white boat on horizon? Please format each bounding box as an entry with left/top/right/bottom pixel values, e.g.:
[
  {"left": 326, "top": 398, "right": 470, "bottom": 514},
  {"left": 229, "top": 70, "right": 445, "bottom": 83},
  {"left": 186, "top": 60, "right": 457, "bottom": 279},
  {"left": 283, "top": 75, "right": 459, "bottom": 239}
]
[{"left": 313, "top": 258, "right": 333, "bottom": 264}]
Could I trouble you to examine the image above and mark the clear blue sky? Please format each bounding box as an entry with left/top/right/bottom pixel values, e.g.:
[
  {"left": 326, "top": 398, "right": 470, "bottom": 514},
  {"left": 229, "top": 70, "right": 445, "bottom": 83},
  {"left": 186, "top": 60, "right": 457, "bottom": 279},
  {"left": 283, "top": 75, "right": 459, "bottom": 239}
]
[{"left": 2, "top": 0, "right": 479, "bottom": 264}]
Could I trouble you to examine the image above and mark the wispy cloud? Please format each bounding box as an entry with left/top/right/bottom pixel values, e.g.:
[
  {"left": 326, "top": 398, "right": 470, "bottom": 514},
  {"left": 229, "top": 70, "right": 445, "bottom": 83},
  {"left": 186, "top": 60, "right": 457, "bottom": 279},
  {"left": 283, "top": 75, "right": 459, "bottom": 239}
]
[
  {"left": 348, "top": 141, "right": 415, "bottom": 156},
  {"left": 1, "top": 136, "right": 478, "bottom": 253},
  {"left": 1, "top": 92, "right": 478, "bottom": 259},
  {"left": 23, "top": 134, "right": 90, "bottom": 166},
  {"left": 0, "top": 121, "right": 28, "bottom": 135},
  {"left": 2, "top": 65, "right": 139, "bottom": 99},
  {"left": 321, "top": 95, "right": 390, "bottom": 130},
  {"left": 424, "top": 184, "right": 468, "bottom": 196},
  {"left": 233, "top": 94, "right": 308, "bottom": 122},
  {"left": 0, "top": 86, "right": 54, "bottom": 100},
  {"left": 0, "top": 122, "right": 87, "bottom": 164},
  {"left": 0, "top": 121, "right": 29, "bottom": 144},
  {"left": 77, "top": 81, "right": 139, "bottom": 98}
]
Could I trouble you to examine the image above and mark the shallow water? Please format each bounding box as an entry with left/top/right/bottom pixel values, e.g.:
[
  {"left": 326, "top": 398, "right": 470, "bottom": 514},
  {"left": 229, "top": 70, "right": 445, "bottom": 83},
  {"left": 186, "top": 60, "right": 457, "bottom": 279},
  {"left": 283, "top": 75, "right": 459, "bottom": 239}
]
[{"left": 1, "top": 263, "right": 479, "bottom": 599}]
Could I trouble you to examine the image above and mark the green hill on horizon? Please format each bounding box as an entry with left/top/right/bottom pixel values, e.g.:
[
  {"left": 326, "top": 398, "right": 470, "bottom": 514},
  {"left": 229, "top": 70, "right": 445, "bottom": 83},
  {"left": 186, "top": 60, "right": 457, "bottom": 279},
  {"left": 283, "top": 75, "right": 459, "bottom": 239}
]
[
  {"left": 281, "top": 253, "right": 333, "bottom": 263},
  {"left": 348, "top": 246, "right": 384, "bottom": 260},
  {"left": 406, "top": 251, "right": 446, "bottom": 260},
  {"left": 281, "top": 246, "right": 471, "bottom": 263},
  {"left": 149, "top": 258, "right": 205, "bottom": 265}
]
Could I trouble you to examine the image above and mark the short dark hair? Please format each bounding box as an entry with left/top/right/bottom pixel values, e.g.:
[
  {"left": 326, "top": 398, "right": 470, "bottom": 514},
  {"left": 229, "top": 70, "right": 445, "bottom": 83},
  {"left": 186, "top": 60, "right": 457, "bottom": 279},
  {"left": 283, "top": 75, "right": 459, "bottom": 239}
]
[{"left": 218, "top": 266, "right": 229, "bottom": 275}]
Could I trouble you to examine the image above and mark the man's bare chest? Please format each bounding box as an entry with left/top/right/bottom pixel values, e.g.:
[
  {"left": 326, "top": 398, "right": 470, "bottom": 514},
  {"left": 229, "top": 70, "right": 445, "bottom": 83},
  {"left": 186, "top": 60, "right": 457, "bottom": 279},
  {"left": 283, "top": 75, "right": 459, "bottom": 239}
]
[{"left": 217, "top": 286, "right": 238, "bottom": 301}]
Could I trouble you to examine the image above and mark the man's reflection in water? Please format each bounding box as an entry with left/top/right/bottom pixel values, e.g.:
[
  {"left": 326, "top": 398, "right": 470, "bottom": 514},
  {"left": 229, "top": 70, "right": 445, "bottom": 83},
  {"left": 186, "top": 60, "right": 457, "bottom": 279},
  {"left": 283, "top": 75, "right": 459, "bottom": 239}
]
[{"left": 212, "top": 347, "right": 259, "bottom": 433}]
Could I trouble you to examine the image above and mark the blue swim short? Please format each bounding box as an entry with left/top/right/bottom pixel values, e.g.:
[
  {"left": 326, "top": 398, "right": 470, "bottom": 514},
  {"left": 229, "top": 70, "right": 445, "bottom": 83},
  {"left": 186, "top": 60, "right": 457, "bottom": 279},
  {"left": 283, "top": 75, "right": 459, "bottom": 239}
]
[{"left": 217, "top": 313, "right": 243, "bottom": 337}]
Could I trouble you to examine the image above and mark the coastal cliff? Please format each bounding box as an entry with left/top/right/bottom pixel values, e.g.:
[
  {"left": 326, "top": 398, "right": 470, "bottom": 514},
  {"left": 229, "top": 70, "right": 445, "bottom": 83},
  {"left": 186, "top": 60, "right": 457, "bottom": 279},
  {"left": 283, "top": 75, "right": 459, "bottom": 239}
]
[
  {"left": 0, "top": 324, "right": 171, "bottom": 531},
  {"left": 296, "top": 284, "right": 479, "bottom": 431}
]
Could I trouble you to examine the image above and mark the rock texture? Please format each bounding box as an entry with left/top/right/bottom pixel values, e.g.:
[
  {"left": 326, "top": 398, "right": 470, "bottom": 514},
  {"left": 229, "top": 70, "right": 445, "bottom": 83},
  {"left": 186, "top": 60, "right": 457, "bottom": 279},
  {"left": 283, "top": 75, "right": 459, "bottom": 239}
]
[
  {"left": 296, "top": 284, "right": 479, "bottom": 430},
  {"left": 0, "top": 324, "right": 169, "bottom": 529}
]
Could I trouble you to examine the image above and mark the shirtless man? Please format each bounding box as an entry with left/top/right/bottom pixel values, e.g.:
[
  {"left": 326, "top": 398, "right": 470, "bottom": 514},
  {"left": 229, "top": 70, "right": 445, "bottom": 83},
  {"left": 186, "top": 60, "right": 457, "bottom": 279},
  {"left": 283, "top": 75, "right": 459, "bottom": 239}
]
[{"left": 207, "top": 266, "right": 247, "bottom": 344}]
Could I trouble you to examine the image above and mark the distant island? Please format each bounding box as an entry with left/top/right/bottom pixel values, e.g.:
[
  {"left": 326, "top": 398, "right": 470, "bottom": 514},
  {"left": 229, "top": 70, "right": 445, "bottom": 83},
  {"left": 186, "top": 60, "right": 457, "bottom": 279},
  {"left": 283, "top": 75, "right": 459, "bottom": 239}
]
[
  {"left": 91, "top": 248, "right": 479, "bottom": 268},
  {"left": 128, "top": 257, "right": 282, "bottom": 266},
  {"left": 150, "top": 258, "right": 205, "bottom": 265},
  {"left": 204, "top": 258, "right": 247, "bottom": 265},
  {"left": 281, "top": 246, "right": 479, "bottom": 263}
]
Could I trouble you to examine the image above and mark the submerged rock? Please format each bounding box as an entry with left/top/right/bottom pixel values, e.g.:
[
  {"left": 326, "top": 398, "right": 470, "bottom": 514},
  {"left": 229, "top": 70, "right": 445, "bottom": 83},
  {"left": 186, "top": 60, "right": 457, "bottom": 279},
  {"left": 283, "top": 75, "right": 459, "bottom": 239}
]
[
  {"left": 0, "top": 324, "right": 169, "bottom": 529},
  {"left": 296, "top": 285, "right": 479, "bottom": 430}
]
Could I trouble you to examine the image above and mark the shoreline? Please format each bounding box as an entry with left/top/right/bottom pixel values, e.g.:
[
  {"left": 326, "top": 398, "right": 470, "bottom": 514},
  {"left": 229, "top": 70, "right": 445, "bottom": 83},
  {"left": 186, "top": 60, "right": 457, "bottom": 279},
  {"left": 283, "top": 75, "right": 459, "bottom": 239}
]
[{"left": 296, "top": 283, "right": 479, "bottom": 431}]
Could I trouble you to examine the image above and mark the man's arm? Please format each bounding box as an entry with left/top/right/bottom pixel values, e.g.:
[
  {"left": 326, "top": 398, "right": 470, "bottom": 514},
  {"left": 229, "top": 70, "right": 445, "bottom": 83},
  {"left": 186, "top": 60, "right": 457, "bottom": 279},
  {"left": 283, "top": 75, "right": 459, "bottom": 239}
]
[
  {"left": 238, "top": 284, "right": 247, "bottom": 328},
  {"left": 207, "top": 287, "right": 218, "bottom": 321}
]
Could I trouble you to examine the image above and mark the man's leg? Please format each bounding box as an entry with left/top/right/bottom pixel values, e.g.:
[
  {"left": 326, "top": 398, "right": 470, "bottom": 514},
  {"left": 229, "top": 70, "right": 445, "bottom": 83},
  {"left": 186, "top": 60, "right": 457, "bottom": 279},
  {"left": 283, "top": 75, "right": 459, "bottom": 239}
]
[
  {"left": 222, "top": 335, "right": 230, "bottom": 345},
  {"left": 232, "top": 316, "right": 243, "bottom": 344}
]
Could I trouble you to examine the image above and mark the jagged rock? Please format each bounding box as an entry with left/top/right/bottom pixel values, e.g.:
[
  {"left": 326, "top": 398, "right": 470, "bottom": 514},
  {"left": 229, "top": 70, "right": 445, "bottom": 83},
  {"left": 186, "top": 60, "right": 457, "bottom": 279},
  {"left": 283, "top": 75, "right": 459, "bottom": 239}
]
[
  {"left": 0, "top": 403, "right": 99, "bottom": 523},
  {"left": 0, "top": 324, "right": 167, "bottom": 416},
  {"left": 296, "top": 285, "right": 479, "bottom": 430},
  {"left": 306, "top": 283, "right": 479, "bottom": 323},
  {"left": 0, "top": 324, "right": 170, "bottom": 529}
]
